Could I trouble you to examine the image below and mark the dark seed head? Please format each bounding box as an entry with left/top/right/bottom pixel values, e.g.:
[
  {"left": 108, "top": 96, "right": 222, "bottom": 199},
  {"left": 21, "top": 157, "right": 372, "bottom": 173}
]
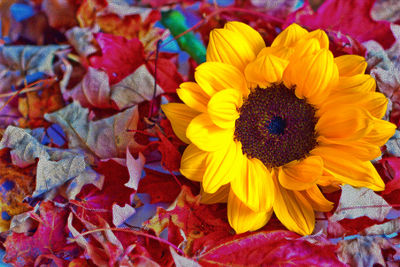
[{"left": 234, "top": 83, "right": 318, "bottom": 168}]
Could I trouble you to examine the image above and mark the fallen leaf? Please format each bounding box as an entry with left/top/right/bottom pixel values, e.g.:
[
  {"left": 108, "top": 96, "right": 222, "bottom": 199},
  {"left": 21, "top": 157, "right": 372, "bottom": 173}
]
[
  {"left": 112, "top": 203, "right": 135, "bottom": 227},
  {"left": 64, "top": 67, "right": 113, "bottom": 109},
  {"left": 330, "top": 184, "right": 392, "bottom": 222},
  {"left": 337, "top": 236, "right": 400, "bottom": 267},
  {"left": 125, "top": 149, "right": 145, "bottom": 190},
  {"left": 198, "top": 230, "right": 346, "bottom": 266},
  {"left": 110, "top": 64, "right": 163, "bottom": 110},
  {"left": 4, "top": 201, "right": 82, "bottom": 266},
  {"left": 65, "top": 26, "right": 98, "bottom": 57},
  {"left": 41, "top": 0, "right": 78, "bottom": 29},
  {"left": 0, "top": 148, "right": 35, "bottom": 231},
  {"left": 73, "top": 159, "right": 135, "bottom": 225},
  {"left": 286, "top": 0, "right": 395, "bottom": 49},
  {"left": 0, "top": 126, "right": 104, "bottom": 199},
  {"left": 137, "top": 168, "right": 199, "bottom": 204},
  {"left": 371, "top": 0, "right": 400, "bottom": 22},
  {"left": 169, "top": 247, "right": 201, "bottom": 267},
  {"left": 145, "top": 186, "right": 231, "bottom": 256},
  {"left": 44, "top": 101, "right": 138, "bottom": 160},
  {"left": 0, "top": 45, "right": 69, "bottom": 76},
  {"left": 89, "top": 32, "right": 145, "bottom": 84}
]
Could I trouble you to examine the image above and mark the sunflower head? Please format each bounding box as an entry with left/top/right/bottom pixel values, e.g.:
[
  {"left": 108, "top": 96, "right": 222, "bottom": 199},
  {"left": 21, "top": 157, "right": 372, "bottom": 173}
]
[{"left": 162, "top": 22, "right": 396, "bottom": 235}]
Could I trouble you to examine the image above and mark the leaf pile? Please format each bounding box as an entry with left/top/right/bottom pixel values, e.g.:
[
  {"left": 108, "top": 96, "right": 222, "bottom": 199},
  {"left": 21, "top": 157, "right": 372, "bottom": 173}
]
[{"left": 0, "top": 0, "right": 400, "bottom": 266}]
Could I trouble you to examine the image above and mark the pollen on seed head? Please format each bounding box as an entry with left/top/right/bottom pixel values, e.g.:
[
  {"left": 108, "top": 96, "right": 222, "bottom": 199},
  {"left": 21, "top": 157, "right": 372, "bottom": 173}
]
[{"left": 234, "top": 83, "right": 318, "bottom": 168}]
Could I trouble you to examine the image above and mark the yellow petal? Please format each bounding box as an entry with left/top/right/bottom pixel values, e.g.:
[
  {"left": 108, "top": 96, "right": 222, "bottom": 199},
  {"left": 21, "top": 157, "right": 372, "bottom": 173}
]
[
  {"left": 228, "top": 189, "right": 272, "bottom": 234},
  {"left": 177, "top": 82, "right": 210, "bottom": 113},
  {"left": 316, "top": 105, "right": 373, "bottom": 141},
  {"left": 195, "top": 62, "right": 248, "bottom": 97},
  {"left": 244, "top": 53, "right": 289, "bottom": 88},
  {"left": 332, "top": 74, "right": 376, "bottom": 94},
  {"left": 304, "top": 29, "right": 329, "bottom": 49},
  {"left": 161, "top": 103, "right": 199, "bottom": 144},
  {"left": 317, "top": 136, "right": 382, "bottom": 161},
  {"left": 186, "top": 113, "right": 233, "bottom": 152},
  {"left": 279, "top": 156, "right": 323, "bottom": 191},
  {"left": 231, "top": 157, "right": 275, "bottom": 212},
  {"left": 291, "top": 38, "right": 321, "bottom": 61},
  {"left": 321, "top": 92, "right": 388, "bottom": 119},
  {"left": 284, "top": 49, "right": 338, "bottom": 106},
  {"left": 334, "top": 55, "right": 367, "bottom": 76},
  {"left": 257, "top": 46, "right": 293, "bottom": 60},
  {"left": 200, "top": 184, "right": 229, "bottom": 204},
  {"left": 300, "top": 185, "right": 333, "bottom": 212},
  {"left": 273, "top": 174, "right": 315, "bottom": 235},
  {"left": 180, "top": 143, "right": 208, "bottom": 182},
  {"left": 224, "top": 21, "right": 265, "bottom": 57},
  {"left": 363, "top": 118, "right": 396, "bottom": 146},
  {"left": 207, "top": 89, "right": 242, "bottom": 129},
  {"left": 271, "top": 23, "right": 308, "bottom": 48},
  {"left": 312, "top": 145, "right": 385, "bottom": 191},
  {"left": 203, "top": 140, "right": 242, "bottom": 193},
  {"left": 206, "top": 26, "right": 261, "bottom": 71}
]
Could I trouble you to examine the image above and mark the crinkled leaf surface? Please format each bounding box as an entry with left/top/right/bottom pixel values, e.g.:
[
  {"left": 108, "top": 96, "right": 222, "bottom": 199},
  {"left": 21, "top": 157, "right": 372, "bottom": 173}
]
[
  {"left": 330, "top": 184, "right": 392, "bottom": 222},
  {"left": 44, "top": 101, "right": 138, "bottom": 160},
  {"left": 337, "top": 236, "right": 400, "bottom": 267},
  {"left": 0, "top": 126, "right": 103, "bottom": 199},
  {"left": 0, "top": 45, "right": 69, "bottom": 75}
]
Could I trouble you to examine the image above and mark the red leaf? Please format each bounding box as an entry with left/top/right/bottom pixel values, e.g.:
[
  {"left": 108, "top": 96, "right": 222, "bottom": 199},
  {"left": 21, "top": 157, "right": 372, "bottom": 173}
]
[
  {"left": 145, "top": 186, "right": 232, "bottom": 256},
  {"left": 198, "top": 230, "right": 346, "bottom": 266},
  {"left": 73, "top": 159, "right": 135, "bottom": 225},
  {"left": 4, "top": 202, "right": 81, "bottom": 266},
  {"left": 156, "top": 129, "right": 182, "bottom": 172},
  {"left": 137, "top": 168, "right": 199, "bottom": 204},
  {"left": 338, "top": 216, "right": 389, "bottom": 235},
  {"left": 286, "top": 0, "right": 395, "bottom": 49},
  {"left": 146, "top": 56, "right": 183, "bottom": 94},
  {"left": 380, "top": 157, "right": 400, "bottom": 208},
  {"left": 89, "top": 33, "right": 145, "bottom": 84}
]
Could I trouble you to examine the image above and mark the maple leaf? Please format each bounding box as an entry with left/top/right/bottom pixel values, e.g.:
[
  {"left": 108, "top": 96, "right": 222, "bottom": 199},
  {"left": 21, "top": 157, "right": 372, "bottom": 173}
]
[
  {"left": 86, "top": 32, "right": 182, "bottom": 110},
  {"left": 89, "top": 32, "right": 145, "bottom": 84},
  {"left": 198, "top": 230, "right": 346, "bottom": 266},
  {"left": 4, "top": 201, "right": 82, "bottom": 266},
  {"left": 286, "top": 0, "right": 395, "bottom": 49},
  {"left": 44, "top": 101, "right": 138, "bottom": 160},
  {"left": 0, "top": 126, "right": 103, "bottom": 199}
]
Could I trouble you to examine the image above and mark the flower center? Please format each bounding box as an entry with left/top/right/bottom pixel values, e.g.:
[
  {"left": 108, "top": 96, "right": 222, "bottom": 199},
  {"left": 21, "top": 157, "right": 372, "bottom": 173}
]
[{"left": 234, "top": 83, "right": 318, "bottom": 168}]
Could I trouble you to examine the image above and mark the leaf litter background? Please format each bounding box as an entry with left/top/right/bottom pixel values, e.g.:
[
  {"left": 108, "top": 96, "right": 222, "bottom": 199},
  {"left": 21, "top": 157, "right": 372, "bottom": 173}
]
[{"left": 1, "top": 0, "right": 400, "bottom": 266}]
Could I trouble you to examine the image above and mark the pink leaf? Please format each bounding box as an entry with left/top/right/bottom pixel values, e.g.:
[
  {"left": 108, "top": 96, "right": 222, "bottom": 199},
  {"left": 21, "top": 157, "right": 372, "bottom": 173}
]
[
  {"left": 198, "top": 230, "right": 346, "bottom": 266},
  {"left": 286, "top": 0, "right": 395, "bottom": 49}
]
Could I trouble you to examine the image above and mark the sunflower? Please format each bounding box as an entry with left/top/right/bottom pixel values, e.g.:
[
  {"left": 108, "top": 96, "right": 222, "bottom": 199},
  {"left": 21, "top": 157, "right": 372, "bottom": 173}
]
[{"left": 162, "top": 22, "right": 396, "bottom": 235}]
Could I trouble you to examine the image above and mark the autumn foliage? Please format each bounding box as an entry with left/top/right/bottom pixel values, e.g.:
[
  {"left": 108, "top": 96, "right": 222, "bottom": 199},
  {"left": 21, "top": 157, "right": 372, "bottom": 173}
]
[{"left": 0, "top": 0, "right": 400, "bottom": 266}]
